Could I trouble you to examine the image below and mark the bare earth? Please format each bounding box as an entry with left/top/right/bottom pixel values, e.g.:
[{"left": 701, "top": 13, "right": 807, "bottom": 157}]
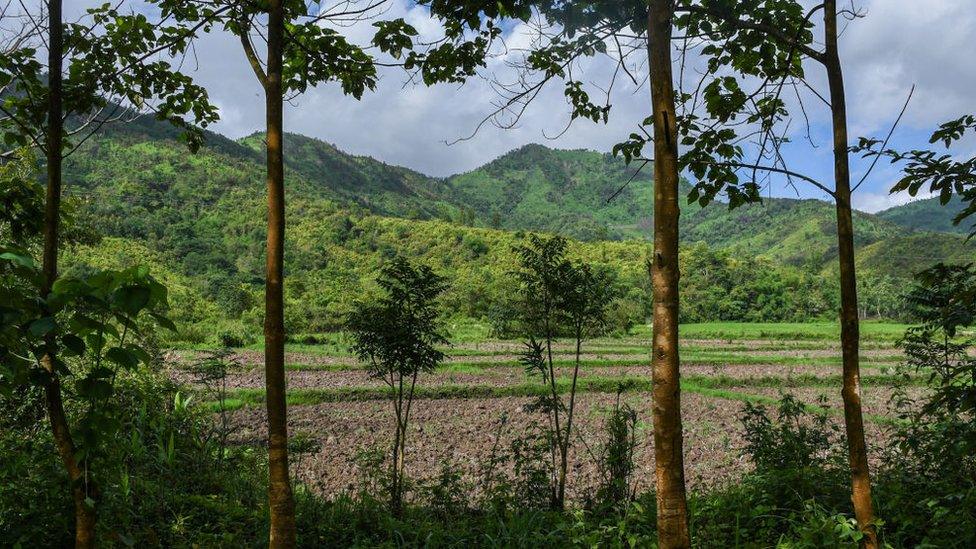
[{"left": 172, "top": 336, "right": 908, "bottom": 503}]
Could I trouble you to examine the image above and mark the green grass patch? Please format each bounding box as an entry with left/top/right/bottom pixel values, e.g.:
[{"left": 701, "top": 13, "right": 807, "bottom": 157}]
[
  {"left": 212, "top": 373, "right": 917, "bottom": 413},
  {"left": 685, "top": 384, "right": 902, "bottom": 426},
  {"left": 276, "top": 354, "right": 902, "bottom": 372},
  {"left": 678, "top": 321, "right": 910, "bottom": 342}
]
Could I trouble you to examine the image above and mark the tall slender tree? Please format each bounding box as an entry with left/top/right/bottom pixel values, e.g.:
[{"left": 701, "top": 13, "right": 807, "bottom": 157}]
[
  {"left": 458, "top": 4, "right": 696, "bottom": 541},
  {"left": 645, "top": 4, "right": 689, "bottom": 545},
  {"left": 665, "top": 2, "right": 880, "bottom": 543},
  {"left": 0, "top": 2, "right": 217, "bottom": 545},
  {"left": 151, "top": 1, "right": 528, "bottom": 543}
]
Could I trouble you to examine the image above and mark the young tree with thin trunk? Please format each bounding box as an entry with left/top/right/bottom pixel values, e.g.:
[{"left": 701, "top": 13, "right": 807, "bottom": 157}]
[
  {"left": 347, "top": 257, "right": 448, "bottom": 516},
  {"left": 514, "top": 235, "right": 614, "bottom": 510},
  {"left": 0, "top": 4, "right": 217, "bottom": 544},
  {"left": 152, "top": 1, "right": 528, "bottom": 543},
  {"left": 460, "top": 4, "right": 698, "bottom": 540}
]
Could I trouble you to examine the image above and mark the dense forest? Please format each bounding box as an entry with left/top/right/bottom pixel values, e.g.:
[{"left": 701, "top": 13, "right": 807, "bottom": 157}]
[{"left": 2, "top": 1, "right": 976, "bottom": 548}]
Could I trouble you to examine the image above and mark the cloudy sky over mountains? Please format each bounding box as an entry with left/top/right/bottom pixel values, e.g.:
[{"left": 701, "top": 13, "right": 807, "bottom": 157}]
[{"left": 62, "top": 0, "right": 976, "bottom": 212}]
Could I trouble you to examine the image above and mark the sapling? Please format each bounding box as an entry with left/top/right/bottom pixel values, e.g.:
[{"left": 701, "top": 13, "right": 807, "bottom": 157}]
[
  {"left": 514, "top": 234, "right": 615, "bottom": 509},
  {"left": 347, "top": 257, "right": 448, "bottom": 515}
]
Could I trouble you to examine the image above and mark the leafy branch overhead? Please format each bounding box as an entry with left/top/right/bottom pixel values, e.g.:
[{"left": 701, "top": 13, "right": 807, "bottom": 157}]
[
  {"left": 0, "top": 4, "right": 219, "bottom": 154},
  {"left": 854, "top": 115, "right": 976, "bottom": 236}
]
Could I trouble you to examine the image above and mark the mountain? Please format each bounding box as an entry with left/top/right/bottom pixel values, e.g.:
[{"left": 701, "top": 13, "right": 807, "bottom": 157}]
[
  {"left": 443, "top": 143, "right": 654, "bottom": 240},
  {"left": 682, "top": 197, "right": 900, "bottom": 268},
  {"left": 56, "top": 115, "right": 976, "bottom": 339},
  {"left": 239, "top": 132, "right": 459, "bottom": 220},
  {"left": 876, "top": 195, "right": 970, "bottom": 235}
]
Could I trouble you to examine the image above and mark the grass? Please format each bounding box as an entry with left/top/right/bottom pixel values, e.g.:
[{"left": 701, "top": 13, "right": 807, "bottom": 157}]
[
  {"left": 675, "top": 321, "right": 911, "bottom": 342},
  {"left": 167, "top": 321, "right": 908, "bottom": 352},
  {"left": 273, "top": 353, "right": 903, "bottom": 372},
  {"left": 209, "top": 372, "right": 918, "bottom": 413}
]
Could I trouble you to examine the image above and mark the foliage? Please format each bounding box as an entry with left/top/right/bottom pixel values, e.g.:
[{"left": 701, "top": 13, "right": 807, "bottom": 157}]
[
  {"left": 0, "top": 251, "right": 174, "bottom": 453},
  {"left": 901, "top": 262, "right": 976, "bottom": 415},
  {"left": 347, "top": 256, "right": 449, "bottom": 514},
  {"left": 186, "top": 348, "right": 241, "bottom": 464},
  {"left": 593, "top": 389, "right": 640, "bottom": 510},
  {"left": 856, "top": 114, "right": 976, "bottom": 236},
  {"left": 0, "top": 368, "right": 267, "bottom": 547},
  {"left": 741, "top": 394, "right": 838, "bottom": 474},
  {"left": 514, "top": 234, "right": 615, "bottom": 509}
]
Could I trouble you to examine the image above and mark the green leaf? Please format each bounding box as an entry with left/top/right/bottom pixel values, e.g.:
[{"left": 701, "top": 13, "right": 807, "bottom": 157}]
[
  {"left": 0, "top": 252, "right": 36, "bottom": 269},
  {"left": 62, "top": 334, "right": 86, "bottom": 356},
  {"left": 114, "top": 285, "right": 151, "bottom": 316},
  {"left": 77, "top": 377, "right": 113, "bottom": 399},
  {"left": 105, "top": 347, "right": 140, "bottom": 369},
  {"left": 28, "top": 317, "right": 56, "bottom": 338}
]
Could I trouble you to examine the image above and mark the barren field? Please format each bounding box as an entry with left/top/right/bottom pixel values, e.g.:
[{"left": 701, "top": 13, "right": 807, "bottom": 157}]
[{"left": 169, "top": 325, "right": 917, "bottom": 502}]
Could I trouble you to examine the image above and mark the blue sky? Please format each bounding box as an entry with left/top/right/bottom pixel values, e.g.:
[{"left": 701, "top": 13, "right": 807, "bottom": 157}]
[{"left": 59, "top": 0, "right": 976, "bottom": 212}]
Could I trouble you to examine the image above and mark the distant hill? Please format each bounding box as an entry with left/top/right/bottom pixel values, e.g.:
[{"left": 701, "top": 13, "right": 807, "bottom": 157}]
[
  {"left": 876, "top": 195, "right": 970, "bottom": 235},
  {"left": 443, "top": 143, "right": 655, "bottom": 240},
  {"left": 852, "top": 232, "right": 976, "bottom": 278},
  {"left": 57, "top": 114, "right": 976, "bottom": 333},
  {"left": 239, "top": 132, "right": 460, "bottom": 220}
]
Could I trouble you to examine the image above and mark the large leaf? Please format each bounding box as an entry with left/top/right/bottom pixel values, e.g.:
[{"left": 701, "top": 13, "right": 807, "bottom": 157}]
[
  {"left": 105, "top": 346, "right": 140, "bottom": 369},
  {"left": 28, "top": 317, "right": 56, "bottom": 337},
  {"left": 113, "top": 285, "right": 151, "bottom": 316}
]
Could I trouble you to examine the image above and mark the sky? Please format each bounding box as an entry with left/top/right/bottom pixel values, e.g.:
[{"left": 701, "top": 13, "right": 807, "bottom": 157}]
[{"left": 59, "top": 0, "right": 976, "bottom": 213}]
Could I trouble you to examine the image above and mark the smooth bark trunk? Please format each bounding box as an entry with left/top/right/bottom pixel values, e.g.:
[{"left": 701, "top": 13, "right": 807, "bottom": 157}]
[
  {"left": 557, "top": 334, "right": 583, "bottom": 508},
  {"left": 41, "top": 1, "right": 97, "bottom": 546},
  {"left": 263, "top": 1, "right": 297, "bottom": 545},
  {"left": 646, "top": 2, "right": 691, "bottom": 547},
  {"left": 823, "top": 2, "right": 877, "bottom": 546}
]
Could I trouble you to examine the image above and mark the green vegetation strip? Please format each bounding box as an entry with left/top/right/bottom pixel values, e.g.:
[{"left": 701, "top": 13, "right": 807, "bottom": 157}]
[
  {"left": 675, "top": 322, "right": 910, "bottom": 342},
  {"left": 280, "top": 354, "right": 903, "bottom": 372},
  {"left": 211, "top": 373, "right": 918, "bottom": 418}
]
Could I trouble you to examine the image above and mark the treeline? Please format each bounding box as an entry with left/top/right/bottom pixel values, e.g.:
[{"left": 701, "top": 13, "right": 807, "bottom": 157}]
[{"left": 69, "top": 213, "right": 858, "bottom": 344}]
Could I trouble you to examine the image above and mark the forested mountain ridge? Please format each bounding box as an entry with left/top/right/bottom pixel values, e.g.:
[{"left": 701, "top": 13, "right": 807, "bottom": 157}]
[
  {"left": 443, "top": 143, "right": 657, "bottom": 240},
  {"left": 56, "top": 115, "right": 974, "bottom": 337},
  {"left": 876, "top": 195, "right": 969, "bottom": 235},
  {"left": 239, "top": 132, "right": 461, "bottom": 220}
]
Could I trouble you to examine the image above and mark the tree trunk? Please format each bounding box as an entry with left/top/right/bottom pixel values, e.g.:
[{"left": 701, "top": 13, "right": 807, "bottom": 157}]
[
  {"left": 646, "top": 3, "right": 691, "bottom": 547},
  {"left": 823, "top": 3, "right": 877, "bottom": 547},
  {"left": 557, "top": 334, "right": 583, "bottom": 508},
  {"left": 41, "top": 1, "right": 97, "bottom": 546},
  {"left": 263, "top": 1, "right": 296, "bottom": 545}
]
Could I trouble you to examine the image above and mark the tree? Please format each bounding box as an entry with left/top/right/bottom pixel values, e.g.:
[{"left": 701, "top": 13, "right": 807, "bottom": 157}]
[
  {"left": 856, "top": 114, "right": 976, "bottom": 236},
  {"left": 347, "top": 257, "right": 448, "bottom": 516},
  {"left": 514, "top": 234, "right": 614, "bottom": 509},
  {"left": 0, "top": 3, "right": 216, "bottom": 544},
  {"left": 902, "top": 263, "right": 976, "bottom": 417},
  {"left": 467, "top": 3, "right": 696, "bottom": 539},
  {"left": 658, "top": 2, "right": 882, "bottom": 542},
  {"left": 148, "top": 1, "right": 524, "bottom": 541}
]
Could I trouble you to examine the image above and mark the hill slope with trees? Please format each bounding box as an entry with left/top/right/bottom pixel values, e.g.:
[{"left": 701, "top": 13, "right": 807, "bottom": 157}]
[{"left": 57, "top": 116, "right": 974, "bottom": 337}]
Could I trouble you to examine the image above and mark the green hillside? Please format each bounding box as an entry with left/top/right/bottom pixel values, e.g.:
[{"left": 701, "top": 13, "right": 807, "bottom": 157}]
[
  {"left": 876, "top": 195, "right": 969, "bottom": 235},
  {"left": 683, "top": 198, "right": 895, "bottom": 268},
  {"left": 852, "top": 232, "right": 976, "bottom": 277},
  {"left": 444, "top": 143, "right": 655, "bottom": 240},
  {"left": 239, "top": 132, "right": 460, "bottom": 220},
  {"left": 54, "top": 115, "right": 974, "bottom": 340}
]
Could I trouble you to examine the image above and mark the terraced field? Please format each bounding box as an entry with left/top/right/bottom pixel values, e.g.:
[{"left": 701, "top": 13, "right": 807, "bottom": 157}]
[{"left": 167, "top": 322, "right": 920, "bottom": 501}]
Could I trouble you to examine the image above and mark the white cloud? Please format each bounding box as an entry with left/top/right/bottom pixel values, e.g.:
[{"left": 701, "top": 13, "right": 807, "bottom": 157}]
[
  {"left": 853, "top": 188, "right": 935, "bottom": 214},
  {"left": 41, "top": 0, "right": 976, "bottom": 193}
]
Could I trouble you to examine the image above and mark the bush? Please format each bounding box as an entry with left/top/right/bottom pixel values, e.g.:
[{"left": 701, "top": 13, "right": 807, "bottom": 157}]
[{"left": 0, "top": 368, "right": 267, "bottom": 547}]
